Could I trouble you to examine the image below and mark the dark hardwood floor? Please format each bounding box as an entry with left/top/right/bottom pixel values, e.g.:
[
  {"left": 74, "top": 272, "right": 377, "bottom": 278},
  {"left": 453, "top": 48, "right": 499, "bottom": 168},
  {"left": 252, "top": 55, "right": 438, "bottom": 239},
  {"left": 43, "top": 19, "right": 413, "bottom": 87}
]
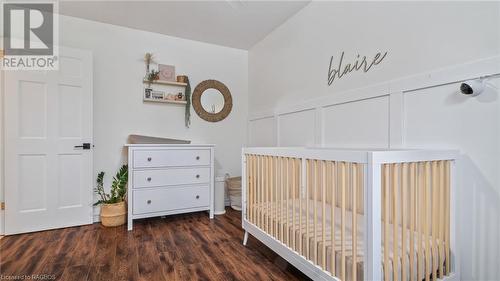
[{"left": 0, "top": 208, "right": 310, "bottom": 281}]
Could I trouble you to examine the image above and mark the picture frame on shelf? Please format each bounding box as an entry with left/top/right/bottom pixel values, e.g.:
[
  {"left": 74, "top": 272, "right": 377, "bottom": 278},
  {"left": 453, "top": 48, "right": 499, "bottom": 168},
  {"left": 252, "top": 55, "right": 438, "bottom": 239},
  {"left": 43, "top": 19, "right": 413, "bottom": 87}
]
[
  {"left": 144, "top": 88, "right": 166, "bottom": 100},
  {"left": 151, "top": 90, "right": 165, "bottom": 100},
  {"left": 158, "top": 64, "right": 175, "bottom": 82},
  {"left": 144, "top": 88, "right": 152, "bottom": 99}
]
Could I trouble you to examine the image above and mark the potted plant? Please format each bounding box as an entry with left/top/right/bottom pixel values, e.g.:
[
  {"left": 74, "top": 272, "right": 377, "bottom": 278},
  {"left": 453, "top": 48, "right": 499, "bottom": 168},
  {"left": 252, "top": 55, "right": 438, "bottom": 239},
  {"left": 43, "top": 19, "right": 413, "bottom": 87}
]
[{"left": 94, "top": 165, "right": 128, "bottom": 227}]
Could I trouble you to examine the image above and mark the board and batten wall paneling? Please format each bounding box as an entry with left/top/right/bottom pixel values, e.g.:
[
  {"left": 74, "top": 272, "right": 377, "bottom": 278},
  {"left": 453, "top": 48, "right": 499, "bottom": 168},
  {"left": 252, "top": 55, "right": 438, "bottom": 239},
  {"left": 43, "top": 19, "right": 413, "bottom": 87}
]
[
  {"left": 248, "top": 117, "right": 275, "bottom": 147},
  {"left": 278, "top": 109, "right": 316, "bottom": 147},
  {"left": 403, "top": 78, "right": 500, "bottom": 281},
  {"left": 247, "top": 56, "right": 500, "bottom": 281},
  {"left": 247, "top": 3, "right": 499, "bottom": 279},
  {"left": 323, "top": 96, "right": 390, "bottom": 148}
]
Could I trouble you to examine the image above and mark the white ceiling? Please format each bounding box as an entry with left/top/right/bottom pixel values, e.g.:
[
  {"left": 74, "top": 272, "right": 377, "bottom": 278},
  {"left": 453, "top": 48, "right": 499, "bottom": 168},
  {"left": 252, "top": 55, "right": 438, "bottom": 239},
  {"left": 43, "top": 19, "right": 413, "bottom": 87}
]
[{"left": 59, "top": 1, "right": 310, "bottom": 50}]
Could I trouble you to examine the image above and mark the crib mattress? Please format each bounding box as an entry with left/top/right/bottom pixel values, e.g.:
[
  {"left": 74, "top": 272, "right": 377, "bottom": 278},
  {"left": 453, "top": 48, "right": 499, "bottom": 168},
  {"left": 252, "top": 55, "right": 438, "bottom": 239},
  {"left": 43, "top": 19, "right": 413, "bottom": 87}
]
[{"left": 250, "top": 199, "right": 446, "bottom": 281}]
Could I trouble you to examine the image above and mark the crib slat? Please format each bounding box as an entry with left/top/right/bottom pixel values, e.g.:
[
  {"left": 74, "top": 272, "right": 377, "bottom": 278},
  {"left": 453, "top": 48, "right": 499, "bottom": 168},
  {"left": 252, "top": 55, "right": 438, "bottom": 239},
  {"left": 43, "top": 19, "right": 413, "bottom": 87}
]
[
  {"left": 250, "top": 155, "right": 254, "bottom": 223},
  {"left": 260, "top": 155, "right": 263, "bottom": 229},
  {"left": 269, "top": 156, "right": 272, "bottom": 235},
  {"left": 410, "top": 163, "right": 416, "bottom": 281},
  {"left": 279, "top": 157, "right": 283, "bottom": 242},
  {"left": 402, "top": 163, "right": 408, "bottom": 281},
  {"left": 424, "top": 162, "right": 431, "bottom": 281},
  {"left": 444, "top": 161, "right": 451, "bottom": 276},
  {"left": 418, "top": 162, "right": 424, "bottom": 281},
  {"left": 263, "top": 156, "right": 267, "bottom": 232},
  {"left": 272, "top": 157, "right": 276, "bottom": 238},
  {"left": 266, "top": 156, "right": 270, "bottom": 233},
  {"left": 306, "top": 160, "right": 310, "bottom": 259},
  {"left": 282, "top": 157, "right": 286, "bottom": 244},
  {"left": 277, "top": 157, "right": 280, "bottom": 238},
  {"left": 431, "top": 161, "right": 439, "bottom": 281},
  {"left": 268, "top": 156, "right": 271, "bottom": 236},
  {"left": 438, "top": 161, "right": 444, "bottom": 278},
  {"left": 286, "top": 157, "right": 290, "bottom": 246},
  {"left": 314, "top": 160, "right": 318, "bottom": 264},
  {"left": 297, "top": 159, "right": 301, "bottom": 252},
  {"left": 322, "top": 160, "right": 327, "bottom": 269},
  {"left": 292, "top": 158, "right": 297, "bottom": 251},
  {"left": 383, "top": 164, "right": 390, "bottom": 281},
  {"left": 275, "top": 156, "right": 279, "bottom": 239},
  {"left": 277, "top": 157, "right": 280, "bottom": 239},
  {"left": 298, "top": 159, "right": 305, "bottom": 256},
  {"left": 341, "top": 161, "right": 346, "bottom": 281},
  {"left": 352, "top": 163, "right": 358, "bottom": 281},
  {"left": 262, "top": 156, "right": 265, "bottom": 231},
  {"left": 254, "top": 155, "right": 258, "bottom": 225},
  {"left": 330, "top": 161, "right": 336, "bottom": 276},
  {"left": 392, "top": 164, "right": 399, "bottom": 281}
]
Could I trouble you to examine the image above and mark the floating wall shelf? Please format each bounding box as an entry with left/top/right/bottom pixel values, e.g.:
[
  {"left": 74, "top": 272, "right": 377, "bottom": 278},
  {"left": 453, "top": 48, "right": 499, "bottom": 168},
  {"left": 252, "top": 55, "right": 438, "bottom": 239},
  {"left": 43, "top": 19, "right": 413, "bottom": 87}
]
[
  {"left": 143, "top": 80, "right": 187, "bottom": 87},
  {"left": 143, "top": 98, "right": 187, "bottom": 105}
]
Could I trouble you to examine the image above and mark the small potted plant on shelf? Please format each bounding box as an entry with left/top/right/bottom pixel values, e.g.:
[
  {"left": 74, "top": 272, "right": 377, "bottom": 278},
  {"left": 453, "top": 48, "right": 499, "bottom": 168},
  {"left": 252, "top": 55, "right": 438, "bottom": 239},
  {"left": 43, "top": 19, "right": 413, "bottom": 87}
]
[{"left": 94, "top": 165, "right": 128, "bottom": 227}]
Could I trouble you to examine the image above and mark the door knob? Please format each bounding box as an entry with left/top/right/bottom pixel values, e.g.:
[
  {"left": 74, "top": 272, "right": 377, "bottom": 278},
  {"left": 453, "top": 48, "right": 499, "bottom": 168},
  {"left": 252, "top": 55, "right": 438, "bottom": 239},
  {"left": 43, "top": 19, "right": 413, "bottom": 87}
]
[
  {"left": 74, "top": 143, "right": 91, "bottom": 150},
  {"left": 196, "top": 195, "right": 200, "bottom": 199},
  {"left": 196, "top": 156, "right": 200, "bottom": 160},
  {"left": 147, "top": 200, "right": 152, "bottom": 204},
  {"left": 147, "top": 177, "right": 151, "bottom": 182},
  {"left": 196, "top": 174, "right": 200, "bottom": 179}
]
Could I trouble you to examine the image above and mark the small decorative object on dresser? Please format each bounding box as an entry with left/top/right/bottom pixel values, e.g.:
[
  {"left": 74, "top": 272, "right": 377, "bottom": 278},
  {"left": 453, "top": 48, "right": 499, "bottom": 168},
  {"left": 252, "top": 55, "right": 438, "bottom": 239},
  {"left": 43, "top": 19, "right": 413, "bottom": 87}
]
[
  {"left": 126, "top": 136, "right": 215, "bottom": 231},
  {"left": 94, "top": 165, "right": 129, "bottom": 227}
]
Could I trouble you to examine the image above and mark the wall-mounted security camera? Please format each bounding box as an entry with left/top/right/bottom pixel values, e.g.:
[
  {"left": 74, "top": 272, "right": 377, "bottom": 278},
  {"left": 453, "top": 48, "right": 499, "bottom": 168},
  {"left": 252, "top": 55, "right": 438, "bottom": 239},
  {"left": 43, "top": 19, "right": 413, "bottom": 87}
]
[{"left": 460, "top": 80, "right": 485, "bottom": 96}]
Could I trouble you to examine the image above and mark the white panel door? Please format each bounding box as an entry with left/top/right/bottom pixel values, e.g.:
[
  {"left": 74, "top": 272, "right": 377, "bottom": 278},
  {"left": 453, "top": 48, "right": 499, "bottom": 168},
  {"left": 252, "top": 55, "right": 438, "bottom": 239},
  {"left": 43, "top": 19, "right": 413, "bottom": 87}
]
[{"left": 4, "top": 47, "right": 93, "bottom": 235}]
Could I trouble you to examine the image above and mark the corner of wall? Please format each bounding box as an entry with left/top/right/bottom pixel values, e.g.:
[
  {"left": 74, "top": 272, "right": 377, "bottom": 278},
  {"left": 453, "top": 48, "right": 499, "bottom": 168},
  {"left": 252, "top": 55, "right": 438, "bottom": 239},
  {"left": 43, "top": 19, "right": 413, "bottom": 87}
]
[{"left": 0, "top": 45, "right": 5, "bottom": 235}]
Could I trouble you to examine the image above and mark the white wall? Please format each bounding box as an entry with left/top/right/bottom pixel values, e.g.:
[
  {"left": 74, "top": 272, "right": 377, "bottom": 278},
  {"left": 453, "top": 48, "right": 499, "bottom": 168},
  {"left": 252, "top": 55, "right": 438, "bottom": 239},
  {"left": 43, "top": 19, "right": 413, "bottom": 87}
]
[
  {"left": 58, "top": 16, "right": 248, "bottom": 219},
  {"left": 0, "top": 15, "right": 248, "bottom": 227},
  {"left": 249, "top": 1, "right": 500, "bottom": 113},
  {"left": 248, "top": 2, "right": 500, "bottom": 280}
]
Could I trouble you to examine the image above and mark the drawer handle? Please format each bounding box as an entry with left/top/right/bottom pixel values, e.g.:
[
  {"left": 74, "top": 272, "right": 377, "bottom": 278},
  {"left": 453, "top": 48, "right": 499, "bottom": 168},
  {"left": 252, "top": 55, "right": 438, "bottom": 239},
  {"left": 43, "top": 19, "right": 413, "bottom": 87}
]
[
  {"left": 196, "top": 156, "right": 200, "bottom": 160},
  {"left": 147, "top": 177, "right": 152, "bottom": 182},
  {"left": 196, "top": 174, "right": 200, "bottom": 179},
  {"left": 196, "top": 195, "right": 200, "bottom": 199},
  {"left": 147, "top": 157, "right": 152, "bottom": 162},
  {"left": 147, "top": 200, "right": 152, "bottom": 204}
]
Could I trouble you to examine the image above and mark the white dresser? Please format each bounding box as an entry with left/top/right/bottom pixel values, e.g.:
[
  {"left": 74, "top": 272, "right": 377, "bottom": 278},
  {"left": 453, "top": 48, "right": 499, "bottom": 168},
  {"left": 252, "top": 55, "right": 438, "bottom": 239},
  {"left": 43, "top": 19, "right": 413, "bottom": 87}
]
[{"left": 126, "top": 143, "right": 215, "bottom": 230}]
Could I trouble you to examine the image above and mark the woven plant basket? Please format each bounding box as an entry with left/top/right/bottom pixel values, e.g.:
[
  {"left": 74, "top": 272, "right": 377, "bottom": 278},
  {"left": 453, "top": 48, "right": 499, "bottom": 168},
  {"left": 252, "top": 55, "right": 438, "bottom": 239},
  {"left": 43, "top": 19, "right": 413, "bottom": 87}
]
[
  {"left": 226, "top": 176, "right": 242, "bottom": 211},
  {"left": 100, "top": 201, "right": 126, "bottom": 227}
]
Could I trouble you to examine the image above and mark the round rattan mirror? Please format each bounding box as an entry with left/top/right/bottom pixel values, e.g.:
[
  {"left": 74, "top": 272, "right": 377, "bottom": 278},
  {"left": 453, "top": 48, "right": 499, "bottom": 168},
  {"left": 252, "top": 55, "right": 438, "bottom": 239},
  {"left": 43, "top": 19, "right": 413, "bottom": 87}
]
[{"left": 192, "top": 80, "right": 232, "bottom": 122}]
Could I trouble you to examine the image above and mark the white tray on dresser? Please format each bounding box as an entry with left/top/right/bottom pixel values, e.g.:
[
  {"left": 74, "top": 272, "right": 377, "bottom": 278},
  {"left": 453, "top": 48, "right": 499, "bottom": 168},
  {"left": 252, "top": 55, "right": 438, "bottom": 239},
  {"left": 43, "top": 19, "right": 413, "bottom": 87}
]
[{"left": 126, "top": 143, "right": 215, "bottom": 231}]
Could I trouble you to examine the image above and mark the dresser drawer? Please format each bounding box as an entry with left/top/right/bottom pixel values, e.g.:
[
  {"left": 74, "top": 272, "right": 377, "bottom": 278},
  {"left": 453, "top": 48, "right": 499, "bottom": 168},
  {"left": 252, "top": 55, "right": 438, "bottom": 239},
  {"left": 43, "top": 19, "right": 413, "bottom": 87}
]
[
  {"left": 133, "top": 186, "right": 209, "bottom": 215},
  {"left": 133, "top": 167, "right": 210, "bottom": 188},
  {"left": 133, "top": 149, "right": 210, "bottom": 168}
]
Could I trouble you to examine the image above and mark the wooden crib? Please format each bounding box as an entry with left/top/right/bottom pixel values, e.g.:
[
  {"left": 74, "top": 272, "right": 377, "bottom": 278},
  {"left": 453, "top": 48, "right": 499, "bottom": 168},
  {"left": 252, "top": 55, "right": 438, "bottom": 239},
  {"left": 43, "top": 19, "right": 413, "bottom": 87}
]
[{"left": 241, "top": 148, "right": 459, "bottom": 281}]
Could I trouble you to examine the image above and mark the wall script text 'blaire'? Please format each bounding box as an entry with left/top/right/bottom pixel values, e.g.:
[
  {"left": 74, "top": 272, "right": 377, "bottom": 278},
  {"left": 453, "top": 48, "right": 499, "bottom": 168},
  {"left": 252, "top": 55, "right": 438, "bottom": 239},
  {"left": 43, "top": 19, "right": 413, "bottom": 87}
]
[{"left": 328, "top": 51, "right": 388, "bottom": 86}]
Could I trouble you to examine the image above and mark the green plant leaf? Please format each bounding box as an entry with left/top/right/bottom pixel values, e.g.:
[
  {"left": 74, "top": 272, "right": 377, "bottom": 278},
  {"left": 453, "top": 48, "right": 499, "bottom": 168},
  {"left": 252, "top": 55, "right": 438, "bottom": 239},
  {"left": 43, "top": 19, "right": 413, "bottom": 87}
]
[{"left": 94, "top": 165, "right": 128, "bottom": 205}]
